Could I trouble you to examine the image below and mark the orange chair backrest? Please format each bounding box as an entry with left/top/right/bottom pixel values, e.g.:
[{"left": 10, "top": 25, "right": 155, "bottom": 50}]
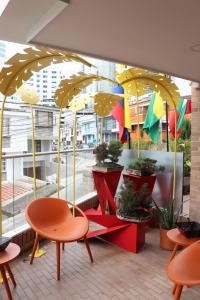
[{"left": 25, "top": 197, "right": 73, "bottom": 228}]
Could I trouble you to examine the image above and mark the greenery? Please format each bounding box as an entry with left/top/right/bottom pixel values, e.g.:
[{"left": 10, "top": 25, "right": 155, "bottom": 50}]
[
  {"left": 128, "top": 158, "right": 165, "bottom": 176},
  {"left": 179, "top": 119, "right": 191, "bottom": 140},
  {"left": 108, "top": 140, "right": 123, "bottom": 163},
  {"left": 153, "top": 198, "right": 181, "bottom": 230},
  {"left": 94, "top": 140, "right": 123, "bottom": 165},
  {"left": 93, "top": 142, "right": 108, "bottom": 164},
  {"left": 118, "top": 180, "right": 153, "bottom": 220}
]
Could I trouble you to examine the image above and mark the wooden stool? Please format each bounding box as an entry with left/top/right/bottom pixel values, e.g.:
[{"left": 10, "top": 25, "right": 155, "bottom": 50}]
[
  {"left": 0, "top": 243, "right": 20, "bottom": 300},
  {"left": 167, "top": 228, "right": 200, "bottom": 262}
]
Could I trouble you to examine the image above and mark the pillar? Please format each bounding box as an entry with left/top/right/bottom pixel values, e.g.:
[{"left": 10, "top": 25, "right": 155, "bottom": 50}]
[{"left": 190, "top": 82, "right": 200, "bottom": 220}]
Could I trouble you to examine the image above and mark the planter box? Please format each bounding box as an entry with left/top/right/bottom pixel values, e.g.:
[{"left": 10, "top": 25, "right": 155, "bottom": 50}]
[
  {"left": 92, "top": 167, "right": 123, "bottom": 215},
  {"left": 160, "top": 228, "right": 174, "bottom": 250},
  {"left": 92, "top": 164, "right": 124, "bottom": 173},
  {"left": 123, "top": 172, "right": 156, "bottom": 198}
]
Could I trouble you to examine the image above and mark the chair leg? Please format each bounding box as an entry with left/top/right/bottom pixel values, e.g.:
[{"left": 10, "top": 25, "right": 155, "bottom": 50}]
[
  {"left": 84, "top": 236, "right": 93, "bottom": 263},
  {"left": 173, "top": 285, "right": 183, "bottom": 300},
  {"left": 169, "top": 243, "right": 179, "bottom": 263},
  {"left": 0, "top": 266, "right": 12, "bottom": 300},
  {"left": 56, "top": 242, "right": 61, "bottom": 280},
  {"left": 30, "top": 233, "right": 39, "bottom": 264},
  {"left": 5, "top": 264, "right": 16, "bottom": 287},
  {"left": 172, "top": 284, "right": 177, "bottom": 295},
  {"left": 62, "top": 243, "right": 65, "bottom": 251}
]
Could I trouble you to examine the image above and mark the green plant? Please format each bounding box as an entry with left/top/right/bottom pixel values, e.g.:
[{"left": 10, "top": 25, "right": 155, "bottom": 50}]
[
  {"left": 108, "top": 140, "right": 123, "bottom": 163},
  {"left": 179, "top": 119, "right": 191, "bottom": 140},
  {"left": 128, "top": 158, "right": 165, "bottom": 176},
  {"left": 94, "top": 140, "right": 123, "bottom": 165},
  {"left": 153, "top": 198, "right": 181, "bottom": 230},
  {"left": 93, "top": 142, "right": 108, "bottom": 164},
  {"left": 118, "top": 180, "right": 152, "bottom": 220}
]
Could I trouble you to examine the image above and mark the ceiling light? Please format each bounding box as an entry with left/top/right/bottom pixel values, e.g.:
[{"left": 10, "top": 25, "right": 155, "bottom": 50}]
[{"left": 0, "top": 0, "right": 10, "bottom": 17}]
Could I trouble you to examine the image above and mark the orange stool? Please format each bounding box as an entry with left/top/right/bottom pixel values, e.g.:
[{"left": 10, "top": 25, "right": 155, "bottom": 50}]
[
  {"left": 167, "top": 228, "right": 199, "bottom": 262},
  {"left": 0, "top": 243, "right": 20, "bottom": 300},
  {"left": 25, "top": 197, "right": 93, "bottom": 280},
  {"left": 167, "top": 240, "right": 200, "bottom": 300}
]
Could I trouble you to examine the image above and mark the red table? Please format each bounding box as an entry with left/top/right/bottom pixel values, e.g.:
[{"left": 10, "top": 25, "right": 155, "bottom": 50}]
[{"left": 0, "top": 243, "right": 20, "bottom": 300}]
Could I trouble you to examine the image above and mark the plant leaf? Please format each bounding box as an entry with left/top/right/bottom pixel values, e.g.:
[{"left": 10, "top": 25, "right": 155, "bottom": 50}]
[
  {"left": 55, "top": 72, "right": 117, "bottom": 108},
  {"left": 117, "top": 67, "right": 180, "bottom": 108},
  {"left": 0, "top": 46, "right": 93, "bottom": 96}
]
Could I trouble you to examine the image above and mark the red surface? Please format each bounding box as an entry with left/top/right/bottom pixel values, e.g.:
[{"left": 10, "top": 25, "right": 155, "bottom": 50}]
[
  {"left": 86, "top": 212, "right": 145, "bottom": 253},
  {"left": 88, "top": 169, "right": 146, "bottom": 253},
  {"left": 92, "top": 170, "right": 122, "bottom": 215},
  {"left": 123, "top": 173, "right": 156, "bottom": 197}
]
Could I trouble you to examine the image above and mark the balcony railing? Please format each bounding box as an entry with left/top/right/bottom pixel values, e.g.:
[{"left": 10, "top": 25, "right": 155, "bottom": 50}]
[{"left": 2, "top": 149, "right": 96, "bottom": 235}]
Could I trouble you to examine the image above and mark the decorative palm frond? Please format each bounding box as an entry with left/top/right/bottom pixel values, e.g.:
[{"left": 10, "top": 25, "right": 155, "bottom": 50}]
[
  {"left": 117, "top": 67, "right": 180, "bottom": 107},
  {"left": 55, "top": 72, "right": 117, "bottom": 108},
  {"left": 17, "top": 83, "right": 39, "bottom": 105},
  {"left": 0, "top": 46, "right": 93, "bottom": 96},
  {"left": 93, "top": 93, "right": 122, "bottom": 117}
]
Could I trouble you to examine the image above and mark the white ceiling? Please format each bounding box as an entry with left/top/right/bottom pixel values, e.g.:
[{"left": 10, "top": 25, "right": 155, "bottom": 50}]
[{"left": 1, "top": 0, "right": 200, "bottom": 82}]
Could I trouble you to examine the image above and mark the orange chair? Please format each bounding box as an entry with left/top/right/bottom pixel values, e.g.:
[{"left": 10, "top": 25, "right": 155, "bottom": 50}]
[
  {"left": 167, "top": 240, "right": 200, "bottom": 300},
  {"left": 25, "top": 197, "right": 93, "bottom": 280}
]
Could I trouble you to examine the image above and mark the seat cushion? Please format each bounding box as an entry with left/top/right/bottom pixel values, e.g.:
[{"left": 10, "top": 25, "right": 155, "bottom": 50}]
[{"left": 36, "top": 216, "right": 89, "bottom": 242}]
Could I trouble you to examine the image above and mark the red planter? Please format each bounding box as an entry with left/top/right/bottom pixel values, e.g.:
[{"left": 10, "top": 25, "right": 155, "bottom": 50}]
[
  {"left": 84, "top": 167, "right": 146, "bottom": 253},
  {"left": 92, "top": 167, "right": 123, "bottom": 215},
  {"left": 123, "top": 172, "right": 156, "bottom": 198}
]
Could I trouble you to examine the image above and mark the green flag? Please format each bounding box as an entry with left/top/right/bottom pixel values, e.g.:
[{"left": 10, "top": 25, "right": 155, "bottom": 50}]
[{"left": 143, "top": 93, "right": 165, "bottom": 143}]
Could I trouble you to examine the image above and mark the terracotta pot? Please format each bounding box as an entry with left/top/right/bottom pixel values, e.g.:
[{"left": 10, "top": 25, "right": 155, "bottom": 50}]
[{"left": 160, "top": 228, "right": 174, "bottom": 250}]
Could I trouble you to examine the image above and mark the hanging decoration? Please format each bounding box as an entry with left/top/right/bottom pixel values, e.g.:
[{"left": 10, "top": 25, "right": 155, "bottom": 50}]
[{"left": 0, "top": 46, "right": 92, "bottom": 235}]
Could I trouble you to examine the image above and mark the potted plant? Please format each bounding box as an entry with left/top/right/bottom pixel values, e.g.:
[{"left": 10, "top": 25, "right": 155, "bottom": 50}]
[
  {"left": 116, "top": 180, "right": 153, "bottom": 222},
  {"left": 123, "top": 158, "right": 165, "bottom": 198},
  {"left": 92, "top": 140, "right": 124, "bottom": 215},
  {"left": 153, "top": 198, "right": 181, "bottom": 250},
  {"left": 93, "top": 140, "right": 123, "bottom": 172}
]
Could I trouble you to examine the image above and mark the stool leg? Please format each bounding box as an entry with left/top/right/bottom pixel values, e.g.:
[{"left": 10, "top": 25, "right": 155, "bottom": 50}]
[
  {"left": 84, "top": 236, "right": 93, "bottom": 263},
  {"left": 173, "top": 285, "right": 183, "bottom": 300},
  {"left": 172, "top": 283, "right": 177, "bottom": 295},
  {"left": 62, "top": 243, "right": 65, "bottom": 251},
  {"left": 56, "top": 242, "right": 60, "bottom": 280},
  {"left": 5, "top": 264, "right": 16, "bottom": 287},
  {"left": 169, "top": 243, "right": 179, "bottom": 263},
  {"left": 30, "top": 233, "right": 39, "bottom": 264},
  {"left": 0, "top": 266, "right": 12, "bottom": 300}
]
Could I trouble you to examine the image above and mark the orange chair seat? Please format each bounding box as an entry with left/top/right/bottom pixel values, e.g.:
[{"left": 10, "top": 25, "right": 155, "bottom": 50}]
[
  {"left": 167, "top": 240, "right": 200, "bottom": 286},
  {"left": 38, "top": 217, "right": 88, "bottom": 242}
]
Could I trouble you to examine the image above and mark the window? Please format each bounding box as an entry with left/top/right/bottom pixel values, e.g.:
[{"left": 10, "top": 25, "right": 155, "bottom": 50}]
[
  {"left": 35, "top": 111, "right": 53, "bottom": 127},
  {"left": 35, "top": 140, "right": 41, "bottom": 152},
  {"left": 136, "top": 106, "right": 143, "bottom": 115},
  {"left": 3, "top": 118, "right": 9, "bottom": 136},
  {"left": 2, "top": 159, "right": 6, "bottom": 172}
]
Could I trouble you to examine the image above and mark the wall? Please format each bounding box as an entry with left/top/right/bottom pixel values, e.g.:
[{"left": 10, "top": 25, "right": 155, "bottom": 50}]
[{"left": 190, "top": 83, "right": 200, "bottom": 220}]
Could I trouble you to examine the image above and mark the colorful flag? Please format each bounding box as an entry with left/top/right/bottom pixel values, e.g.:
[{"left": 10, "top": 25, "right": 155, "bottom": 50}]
[
  {"left": 169, "top": 98, "right": 191, "bottom": 138},
  {"left": 143, "top": 92, "right": 165, "bottom": 143},
  {"left": 112, "top": 85, "right": 131, "bottom": 144}
]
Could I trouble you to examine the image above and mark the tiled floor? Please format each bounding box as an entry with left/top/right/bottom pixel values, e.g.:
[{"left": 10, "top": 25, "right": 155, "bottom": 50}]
[{"left": 1, "top": 229, "right": 200, "bottom": 300}]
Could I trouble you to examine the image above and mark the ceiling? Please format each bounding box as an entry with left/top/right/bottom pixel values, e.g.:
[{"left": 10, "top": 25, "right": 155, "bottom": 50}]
[{"left": 1, "top": 0, "right": 200, "bottom": 82}]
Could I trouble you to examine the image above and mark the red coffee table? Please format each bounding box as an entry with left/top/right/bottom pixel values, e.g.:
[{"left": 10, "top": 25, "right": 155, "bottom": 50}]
[{"left": 0, "top": 243, "right": 20, "bottom": 300}]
